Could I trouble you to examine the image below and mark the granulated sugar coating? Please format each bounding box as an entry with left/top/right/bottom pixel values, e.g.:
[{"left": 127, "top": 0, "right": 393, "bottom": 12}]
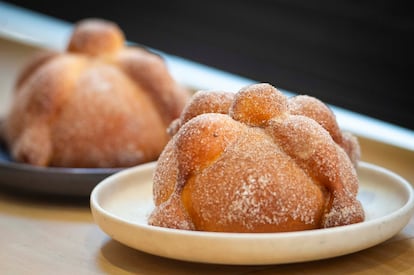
[
  {"left": 148, "top": 83, "right": 365, "bottom": 233},
  {"left": 2, "top": 19, "right": 190, "bottom": 168}
]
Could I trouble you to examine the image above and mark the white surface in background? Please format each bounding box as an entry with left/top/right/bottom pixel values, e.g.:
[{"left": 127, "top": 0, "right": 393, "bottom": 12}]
[{"left": 1, "top": 1, "right": 413, "bottom": 151}]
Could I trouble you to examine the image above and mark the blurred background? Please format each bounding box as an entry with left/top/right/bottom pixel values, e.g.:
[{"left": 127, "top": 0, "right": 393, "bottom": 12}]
[{"left": 3, "top": 0, "right": 414, "bottom": 130}]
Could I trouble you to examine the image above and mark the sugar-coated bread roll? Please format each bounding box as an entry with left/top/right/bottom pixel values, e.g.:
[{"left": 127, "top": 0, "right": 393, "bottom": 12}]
[
  {"left": 2, "top": 19, "right": 190, "bottom": 168},
  {"left": 149, "top": 83, "right": 364, "bottom": 233}
]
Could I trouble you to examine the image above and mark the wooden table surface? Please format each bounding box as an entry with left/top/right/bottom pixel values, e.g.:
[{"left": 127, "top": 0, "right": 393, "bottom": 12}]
[{"left": 1, "top": 37, "right": 414, "bottom": 274}]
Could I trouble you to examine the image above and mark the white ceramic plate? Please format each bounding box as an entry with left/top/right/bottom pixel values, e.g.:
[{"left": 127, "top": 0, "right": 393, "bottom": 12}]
[{"left": 90, "top": 161, "right": 414, "bottom": 265}]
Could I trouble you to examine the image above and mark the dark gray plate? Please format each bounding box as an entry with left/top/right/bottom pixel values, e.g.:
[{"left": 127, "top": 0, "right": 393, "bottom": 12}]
[{"left": 0, "top": 142, "right": 123, "bottom": 196}]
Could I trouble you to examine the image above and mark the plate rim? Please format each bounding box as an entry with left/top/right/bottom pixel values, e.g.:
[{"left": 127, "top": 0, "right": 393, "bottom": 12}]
[
  {"left": 0, "top": 142, "right": 125, "bottom": 196},
  {"left": 90, "top": 161, "right": 414, "bottom": 264},
  {"left": 0, "top": 143, "right": 124, "bottom": 175}
]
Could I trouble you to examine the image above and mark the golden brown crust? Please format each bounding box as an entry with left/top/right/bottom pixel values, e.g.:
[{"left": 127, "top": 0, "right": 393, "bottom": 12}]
[
  {"left": 5, "top": 55, "right": 83, "bottom": 166},
  {"left": 288, "top": 95, "right": 342, "bottom": 144},
  {"left": 67, "top": 19, "right": 124, "bottom": 56},
  {"left": 230, "top": 83, "right": 288, "bottom": 127},
  {"left": 149, "top": 83, "right": 364, "bottom": 232},
  {"left": 116, "top": 48, "right": 188, "bottom": 124},
  {"left": 3, "top": 19, "right": 190, "bottom": 168},
  {"left": 180, "top": 91, "right": 234, "bottom": 126},
  {"left": 14, "top": 50, "right": 59, "bottom": 91},
  {"left": 167, "top": 90, "right": 234, "bottom": 137}
]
